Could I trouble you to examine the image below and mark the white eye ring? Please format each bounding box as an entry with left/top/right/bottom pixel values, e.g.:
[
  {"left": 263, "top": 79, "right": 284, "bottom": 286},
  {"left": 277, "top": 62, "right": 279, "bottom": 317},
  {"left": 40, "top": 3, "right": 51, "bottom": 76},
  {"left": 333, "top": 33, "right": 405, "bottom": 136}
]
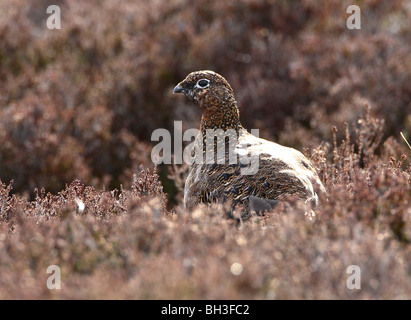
[{"left": 195, "top": 79, "right": 210, "bottom": 89}]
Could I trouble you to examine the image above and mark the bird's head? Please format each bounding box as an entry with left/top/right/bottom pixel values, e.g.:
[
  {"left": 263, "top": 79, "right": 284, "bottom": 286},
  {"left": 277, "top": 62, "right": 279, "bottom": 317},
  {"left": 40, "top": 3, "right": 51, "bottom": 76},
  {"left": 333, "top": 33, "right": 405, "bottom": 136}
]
[{"left": 173, "top": 70, "right": 236, "bottom": 111}]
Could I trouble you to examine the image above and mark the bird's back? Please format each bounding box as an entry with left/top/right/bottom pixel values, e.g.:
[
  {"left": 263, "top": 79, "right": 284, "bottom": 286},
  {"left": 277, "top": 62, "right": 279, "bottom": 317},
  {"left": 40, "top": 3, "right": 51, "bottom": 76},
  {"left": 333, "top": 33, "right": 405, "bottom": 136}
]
[{"left": 184, "top": 130, "right": 325, "bottom": 211}]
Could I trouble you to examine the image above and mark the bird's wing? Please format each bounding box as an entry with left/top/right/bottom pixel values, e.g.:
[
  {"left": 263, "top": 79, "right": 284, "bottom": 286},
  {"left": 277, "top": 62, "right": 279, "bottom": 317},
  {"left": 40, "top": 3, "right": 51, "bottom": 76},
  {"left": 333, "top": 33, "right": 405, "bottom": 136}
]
[{"left": 236, "top": 131, "right": 325, "bottom": 203}]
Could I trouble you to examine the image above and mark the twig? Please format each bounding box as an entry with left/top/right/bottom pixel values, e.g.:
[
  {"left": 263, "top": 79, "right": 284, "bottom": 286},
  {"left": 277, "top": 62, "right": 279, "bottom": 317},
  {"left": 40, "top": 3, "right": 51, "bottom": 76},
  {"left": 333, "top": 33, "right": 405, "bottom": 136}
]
[{"left": 400, "top": 132, "right": 411, "bottom": 150}]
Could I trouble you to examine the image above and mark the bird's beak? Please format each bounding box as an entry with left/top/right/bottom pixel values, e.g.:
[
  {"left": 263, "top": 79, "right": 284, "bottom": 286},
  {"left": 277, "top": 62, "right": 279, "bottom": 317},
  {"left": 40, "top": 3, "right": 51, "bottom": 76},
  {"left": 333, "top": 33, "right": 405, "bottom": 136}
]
[
  {"left": 173, "top": 85, "right": 184, "bottom": 94},
  {"left": 173, "top": 82, "right": 190, "bottom": 94}
]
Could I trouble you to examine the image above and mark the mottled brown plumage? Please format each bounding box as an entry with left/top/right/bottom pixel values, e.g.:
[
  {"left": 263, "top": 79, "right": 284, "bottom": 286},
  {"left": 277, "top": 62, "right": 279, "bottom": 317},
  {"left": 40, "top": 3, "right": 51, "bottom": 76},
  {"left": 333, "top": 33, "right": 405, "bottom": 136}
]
[{"left": 174, "top": 70, "right": 325, "bottom": 216}]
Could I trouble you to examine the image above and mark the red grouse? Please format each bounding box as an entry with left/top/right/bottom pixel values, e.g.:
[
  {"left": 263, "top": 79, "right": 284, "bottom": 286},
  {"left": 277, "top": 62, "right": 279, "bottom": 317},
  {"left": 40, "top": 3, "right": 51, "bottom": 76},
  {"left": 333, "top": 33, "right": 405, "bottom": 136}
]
[{"left": 173, "top": 70, "right": 325, "bottom": 217}]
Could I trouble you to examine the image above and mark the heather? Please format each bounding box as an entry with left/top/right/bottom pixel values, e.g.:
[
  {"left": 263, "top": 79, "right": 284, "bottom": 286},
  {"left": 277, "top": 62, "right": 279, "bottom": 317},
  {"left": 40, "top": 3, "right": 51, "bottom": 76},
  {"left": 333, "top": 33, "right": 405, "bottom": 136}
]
[{"left": 0, "top": 0, "right": 410, "bottom": 299}]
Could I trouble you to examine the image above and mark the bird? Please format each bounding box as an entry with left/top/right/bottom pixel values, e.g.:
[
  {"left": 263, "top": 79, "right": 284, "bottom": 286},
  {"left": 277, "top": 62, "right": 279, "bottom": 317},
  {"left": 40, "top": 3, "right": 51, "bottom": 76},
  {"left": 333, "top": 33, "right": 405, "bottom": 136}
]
[{"left": 173, "top": 70, "right": 325, "bottom": 217}]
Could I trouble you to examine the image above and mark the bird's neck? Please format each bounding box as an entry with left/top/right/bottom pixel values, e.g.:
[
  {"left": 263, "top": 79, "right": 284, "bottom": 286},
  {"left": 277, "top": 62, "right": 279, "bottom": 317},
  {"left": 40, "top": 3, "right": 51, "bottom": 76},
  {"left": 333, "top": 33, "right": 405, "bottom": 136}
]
[{"left": 199, "top": 100, "right": 244, "bottom": 133}]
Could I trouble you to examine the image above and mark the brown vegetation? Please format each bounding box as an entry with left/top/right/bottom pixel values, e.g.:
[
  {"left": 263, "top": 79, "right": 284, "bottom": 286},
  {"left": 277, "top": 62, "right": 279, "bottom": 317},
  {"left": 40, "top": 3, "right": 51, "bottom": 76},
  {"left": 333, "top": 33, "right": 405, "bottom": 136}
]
[{"left": 0, "top": 0, "right": 410, "bottom": 299}]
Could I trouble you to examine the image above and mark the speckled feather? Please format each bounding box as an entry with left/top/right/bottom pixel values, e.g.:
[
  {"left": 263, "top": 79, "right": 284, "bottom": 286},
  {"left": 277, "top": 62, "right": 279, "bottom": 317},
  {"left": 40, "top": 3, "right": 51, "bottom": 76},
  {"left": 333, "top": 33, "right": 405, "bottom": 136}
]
[{"left": 174, "top": 70, "right": 326, "bottom": 214}]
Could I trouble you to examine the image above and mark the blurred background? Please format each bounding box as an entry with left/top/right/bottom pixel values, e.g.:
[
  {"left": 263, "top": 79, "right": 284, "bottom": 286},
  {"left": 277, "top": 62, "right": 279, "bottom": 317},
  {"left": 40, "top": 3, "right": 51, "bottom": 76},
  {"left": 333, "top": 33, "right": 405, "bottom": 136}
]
[{"left": 0, "top": 0, "right": 410, "bottom": 202}]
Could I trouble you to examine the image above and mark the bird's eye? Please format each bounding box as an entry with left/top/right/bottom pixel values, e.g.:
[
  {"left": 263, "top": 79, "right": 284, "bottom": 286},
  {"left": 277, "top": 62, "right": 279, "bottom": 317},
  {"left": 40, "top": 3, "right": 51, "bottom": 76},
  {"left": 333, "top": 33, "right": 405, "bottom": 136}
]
[{"left": 196, "top": 79, "right": 210, "bottom": 89}]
